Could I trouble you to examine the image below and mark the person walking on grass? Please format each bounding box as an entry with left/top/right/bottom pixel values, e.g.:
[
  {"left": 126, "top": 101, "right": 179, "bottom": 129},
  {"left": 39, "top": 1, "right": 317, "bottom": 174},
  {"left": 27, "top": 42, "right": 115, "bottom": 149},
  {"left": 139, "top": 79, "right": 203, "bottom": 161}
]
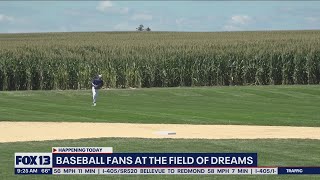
[{"left": 91, "top": 74, "right": 104, "bottom": 106}]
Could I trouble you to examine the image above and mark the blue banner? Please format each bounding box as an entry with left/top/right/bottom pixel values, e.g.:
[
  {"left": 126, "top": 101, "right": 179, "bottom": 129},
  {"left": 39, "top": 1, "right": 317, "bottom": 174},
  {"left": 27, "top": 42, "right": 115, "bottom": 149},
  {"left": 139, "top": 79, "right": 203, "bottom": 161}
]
[
  {"left": 52, "top": 153, "right": 257, "bottom": 167},
  {"left": 278, "top": 167, "right": 320, "bottom": 174}
]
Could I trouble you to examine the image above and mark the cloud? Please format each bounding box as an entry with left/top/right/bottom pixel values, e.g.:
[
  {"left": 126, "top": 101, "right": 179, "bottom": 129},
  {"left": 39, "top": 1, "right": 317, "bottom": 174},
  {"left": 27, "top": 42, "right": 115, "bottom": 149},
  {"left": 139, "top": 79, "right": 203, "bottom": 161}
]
[
  {"left": 175, "top": 18, "right": 200, "bottom": 26},
  {"left": 277, "top": 7, "right": 320, "bottom": 17},
  {"left": 131, "top": 13, "right": 152, "bottom": 21},
  {"left": 222, "top": 15, "right": 253, "bottom": 31},
  {"left": 96, "top": 1, "right": 113, "bottom": 12},
  {"left": 113, "top": 22, "right": 135, "bottom": 31},
  {"left": 64, "top": 9, "right": 84, "bottom": 16},
  {"left": 175, "top": 18, "right": 187, "bottom": 25},
  {"left": 110, "top": 7, "right": 129, "bottom": 15},
  {"left": 230, "top": 15, "right": 252, "bottom": 25},
  {"left": 207, "top": 16, "right": 217, "bottom": 22},
  {"left": 96, "top": 1, "right": 129, "bottom": 14},
  {"left": 58, "top": 26, "right": 68, "bottom": 32},
  {"left": 305, "top": 17, "right": 320, "bottom": 23},
  {"left": 304, "top": 17, "right": 320, "bottom": 29},
  {"left": 223, "top": 25, "right": 243, "bottom": 31},
  {"left": 7, "top": 29, "right": 55, "bottom": 33},
  {"left": 119, "top": 7, "right": 129, "bottom": 14},
  {"left": 278, "top": 7, "right": 295, "bottom": 14},
  {"left": 0, "top": 14, "right": 14, "bottom": 23}
]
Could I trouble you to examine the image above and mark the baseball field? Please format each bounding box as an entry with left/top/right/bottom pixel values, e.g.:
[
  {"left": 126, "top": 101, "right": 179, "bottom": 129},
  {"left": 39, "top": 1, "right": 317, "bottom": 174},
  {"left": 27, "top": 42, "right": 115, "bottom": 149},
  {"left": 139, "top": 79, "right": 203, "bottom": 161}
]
[
  {"left": 1, "top": 31, "right": 320, "bottom": 179},
  {"left": 1, "top": 85, "right": 320, "bottom": 179}
]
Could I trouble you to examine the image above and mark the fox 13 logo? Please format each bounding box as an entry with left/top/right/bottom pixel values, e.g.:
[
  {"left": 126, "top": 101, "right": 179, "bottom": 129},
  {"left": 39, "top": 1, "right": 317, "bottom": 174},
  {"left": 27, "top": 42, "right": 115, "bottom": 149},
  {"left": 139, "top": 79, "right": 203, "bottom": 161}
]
[{"left": 15, "top": 153, "right": 52, "bottom": 168}]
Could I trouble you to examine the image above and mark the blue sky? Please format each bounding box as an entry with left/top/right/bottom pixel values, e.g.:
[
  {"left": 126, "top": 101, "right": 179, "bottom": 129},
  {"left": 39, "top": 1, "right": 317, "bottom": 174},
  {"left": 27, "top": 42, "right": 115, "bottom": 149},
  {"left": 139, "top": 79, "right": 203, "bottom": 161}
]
[{"left": 0, "top": 1, "right": 319, "bottom": 33}]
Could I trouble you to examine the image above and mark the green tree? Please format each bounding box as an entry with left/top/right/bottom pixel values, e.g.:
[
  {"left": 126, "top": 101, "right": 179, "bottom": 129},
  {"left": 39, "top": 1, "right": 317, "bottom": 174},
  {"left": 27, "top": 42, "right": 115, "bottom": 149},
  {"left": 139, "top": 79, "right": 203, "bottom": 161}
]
[{"left": 136, "top": 24, "right": 144, "bottom": 31}]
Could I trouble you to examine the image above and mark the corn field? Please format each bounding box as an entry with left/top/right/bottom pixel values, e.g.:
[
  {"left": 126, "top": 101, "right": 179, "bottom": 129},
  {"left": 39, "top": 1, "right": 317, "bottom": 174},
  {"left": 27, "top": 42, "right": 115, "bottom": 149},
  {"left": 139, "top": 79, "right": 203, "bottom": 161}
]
[{"left": 0, "top": 31, "right": 320, "bottom": 90}]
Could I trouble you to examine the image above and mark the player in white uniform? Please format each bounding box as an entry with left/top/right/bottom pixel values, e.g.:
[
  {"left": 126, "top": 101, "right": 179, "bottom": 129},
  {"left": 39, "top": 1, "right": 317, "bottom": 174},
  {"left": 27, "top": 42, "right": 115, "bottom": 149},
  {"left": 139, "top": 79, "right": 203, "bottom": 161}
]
[{"left": 91, "top": 74, "right": 104, "bottom": 106}]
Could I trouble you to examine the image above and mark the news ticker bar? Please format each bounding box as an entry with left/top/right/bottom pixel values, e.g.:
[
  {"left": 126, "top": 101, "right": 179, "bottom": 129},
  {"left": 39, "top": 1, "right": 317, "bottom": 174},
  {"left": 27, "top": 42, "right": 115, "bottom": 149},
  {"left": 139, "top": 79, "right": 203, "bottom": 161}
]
[
  {"left": 14, "top": 148, "right": 320, "bottom": 175},
  {"left": 14, "top": 167, "right": 320, "bottom": 175}
]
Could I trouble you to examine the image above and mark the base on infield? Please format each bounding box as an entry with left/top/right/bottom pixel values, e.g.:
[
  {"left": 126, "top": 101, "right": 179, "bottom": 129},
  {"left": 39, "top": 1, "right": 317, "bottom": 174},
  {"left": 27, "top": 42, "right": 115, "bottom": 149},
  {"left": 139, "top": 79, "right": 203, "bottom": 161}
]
[{"left": 154, "top": 131, "right": 177, "bottom": 136}]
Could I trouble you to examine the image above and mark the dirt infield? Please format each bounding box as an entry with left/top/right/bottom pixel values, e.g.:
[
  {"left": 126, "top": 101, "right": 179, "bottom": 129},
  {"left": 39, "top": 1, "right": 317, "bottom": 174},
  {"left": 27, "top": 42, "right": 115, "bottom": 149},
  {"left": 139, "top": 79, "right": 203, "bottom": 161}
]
[{"left": 1, "top": 122, "right": 320, "bottom": 142}]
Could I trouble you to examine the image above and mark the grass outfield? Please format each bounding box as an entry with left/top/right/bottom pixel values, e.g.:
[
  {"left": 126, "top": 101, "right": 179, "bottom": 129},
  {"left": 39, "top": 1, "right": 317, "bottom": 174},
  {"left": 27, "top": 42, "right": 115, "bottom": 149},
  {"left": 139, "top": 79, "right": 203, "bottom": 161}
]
[
  {"left": 1, "top": 138, "right": 320, "bottom": 179},
  {"left": 0, "top": 85, "right": 320, "bottom": 126}
]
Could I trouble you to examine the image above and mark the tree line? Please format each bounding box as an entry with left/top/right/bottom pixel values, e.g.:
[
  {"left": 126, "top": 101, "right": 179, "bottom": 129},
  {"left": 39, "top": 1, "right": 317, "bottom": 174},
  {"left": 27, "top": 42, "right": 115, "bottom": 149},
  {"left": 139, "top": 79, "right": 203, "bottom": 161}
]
[{"left": 136, "top": 24, "right": 151, "bottom": 32}]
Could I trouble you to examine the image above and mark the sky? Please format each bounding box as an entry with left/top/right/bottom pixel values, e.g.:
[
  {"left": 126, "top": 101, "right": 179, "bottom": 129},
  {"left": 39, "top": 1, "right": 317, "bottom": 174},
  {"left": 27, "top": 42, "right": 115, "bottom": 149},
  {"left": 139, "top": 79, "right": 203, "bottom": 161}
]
[{"left": 0, "top": 1, "right": 319, "bottom": 33}]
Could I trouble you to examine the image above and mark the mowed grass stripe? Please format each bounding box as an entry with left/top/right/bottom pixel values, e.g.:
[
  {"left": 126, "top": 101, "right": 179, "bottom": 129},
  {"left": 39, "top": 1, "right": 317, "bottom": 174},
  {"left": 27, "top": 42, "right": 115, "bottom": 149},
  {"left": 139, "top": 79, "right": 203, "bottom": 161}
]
[
  {"left": 0, "top": 85, "right": 320, "bottom": 126},
  {"left": 0, "top": 138, "right": 320, "bottom": 179}
]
